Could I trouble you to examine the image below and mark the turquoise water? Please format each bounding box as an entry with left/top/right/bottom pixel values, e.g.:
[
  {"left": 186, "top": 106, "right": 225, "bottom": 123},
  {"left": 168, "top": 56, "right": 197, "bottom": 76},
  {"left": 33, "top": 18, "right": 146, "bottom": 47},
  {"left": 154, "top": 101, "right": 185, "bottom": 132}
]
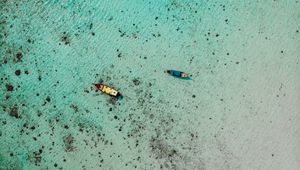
[{"left": 1, "top": 0, "right": 300, "bottom": 169}]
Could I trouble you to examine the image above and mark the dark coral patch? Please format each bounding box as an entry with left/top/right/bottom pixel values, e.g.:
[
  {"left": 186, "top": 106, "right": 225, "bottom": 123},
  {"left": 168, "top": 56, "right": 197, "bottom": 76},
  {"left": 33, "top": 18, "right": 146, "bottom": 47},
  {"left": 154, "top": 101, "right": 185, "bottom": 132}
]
[
  {"left": 9, "top": 106, "right": 19, "bottom": 118},
  {"left": 16, "top": 52, "right": 23, "bottom": 61},
  {"left": 132, "top": 78, "right": 140, "bottom": 86},
  {"left": 61, "top": 32, "right": 70, "bottom": 45},
  {"left": 70, "top": 104, "right": 78, "bottom": 112},
  {"left": 15, "top": 69, "right": 21, "bottom": 76},
  {"left": 28, "top": 150, "right": 42, "bottom": 166},
  {"left": 45, "top": 96, "right": 51, "bottom": 102},
  {"left": 6, "top": 84, "right": 14, "bottom": 91}
]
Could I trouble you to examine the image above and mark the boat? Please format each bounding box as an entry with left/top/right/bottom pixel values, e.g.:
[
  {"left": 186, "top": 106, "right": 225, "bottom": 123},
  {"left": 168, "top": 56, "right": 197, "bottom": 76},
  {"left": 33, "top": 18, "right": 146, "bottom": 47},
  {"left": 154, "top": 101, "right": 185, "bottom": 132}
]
[
  {"left": 94, "top": 83, "right": 123, "bottom": 99},
  {"left": 165, "top": 70, "right": 190, "bottom": 79}
]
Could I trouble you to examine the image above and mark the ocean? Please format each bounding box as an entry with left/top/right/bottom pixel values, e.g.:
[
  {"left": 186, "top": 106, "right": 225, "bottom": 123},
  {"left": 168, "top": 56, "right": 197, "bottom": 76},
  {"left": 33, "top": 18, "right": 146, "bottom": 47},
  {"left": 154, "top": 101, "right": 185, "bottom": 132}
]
[{"left": 1, "top": 0, "right": 299, "bottom": 169}]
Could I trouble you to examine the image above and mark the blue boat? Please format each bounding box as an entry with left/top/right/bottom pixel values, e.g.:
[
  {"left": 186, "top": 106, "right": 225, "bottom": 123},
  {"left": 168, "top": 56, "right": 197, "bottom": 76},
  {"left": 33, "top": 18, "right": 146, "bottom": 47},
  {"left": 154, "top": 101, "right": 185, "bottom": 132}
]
[{"left": 165, "top": 70, "right": 191, "bottom": 79}]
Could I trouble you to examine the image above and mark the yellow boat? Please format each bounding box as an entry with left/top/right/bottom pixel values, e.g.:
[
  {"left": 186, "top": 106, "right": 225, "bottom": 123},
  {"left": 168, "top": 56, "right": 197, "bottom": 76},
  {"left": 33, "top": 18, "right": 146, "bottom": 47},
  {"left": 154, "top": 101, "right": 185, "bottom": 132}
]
[{"left": 94, "top": 83, "right": 122, "bottom": 98}]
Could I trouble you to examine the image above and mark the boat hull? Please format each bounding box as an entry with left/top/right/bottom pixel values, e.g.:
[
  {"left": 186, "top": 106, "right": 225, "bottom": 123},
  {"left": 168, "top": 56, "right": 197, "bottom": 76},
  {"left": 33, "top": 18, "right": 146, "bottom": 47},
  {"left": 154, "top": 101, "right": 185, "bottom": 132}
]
[
  {"left": 95, "top": 83, "right": 122, "bottom": 98},
  {"left": 166, "top": 70, "right": 190, "bottom": 79}
]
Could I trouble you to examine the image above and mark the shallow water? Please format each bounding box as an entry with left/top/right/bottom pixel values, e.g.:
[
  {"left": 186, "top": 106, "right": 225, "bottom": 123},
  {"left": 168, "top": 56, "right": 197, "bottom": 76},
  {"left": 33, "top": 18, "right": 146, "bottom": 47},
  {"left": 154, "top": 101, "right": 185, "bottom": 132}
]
[{"left": 1, "top": 0, "right": 300, "bottom": 170}]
